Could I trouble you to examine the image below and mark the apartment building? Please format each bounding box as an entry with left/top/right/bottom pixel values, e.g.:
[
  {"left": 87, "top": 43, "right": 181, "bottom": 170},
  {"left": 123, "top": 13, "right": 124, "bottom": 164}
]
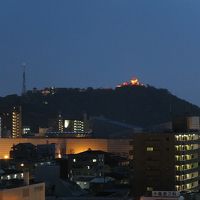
[{"left": 132, "top": 132, "right": 200, "bottom": 196}]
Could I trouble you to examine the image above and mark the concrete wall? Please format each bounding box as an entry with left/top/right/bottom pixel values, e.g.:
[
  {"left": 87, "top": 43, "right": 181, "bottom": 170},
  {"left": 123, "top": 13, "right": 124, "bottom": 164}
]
[{"left": 0, "top": 182, "right": 45, "bottom": 200}]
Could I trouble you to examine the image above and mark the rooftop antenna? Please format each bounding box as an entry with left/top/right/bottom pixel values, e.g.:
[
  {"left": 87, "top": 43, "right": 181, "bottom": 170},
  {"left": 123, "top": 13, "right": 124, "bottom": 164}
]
[{"left": 21, "top": 63, "right": 26, "bottom": 95}]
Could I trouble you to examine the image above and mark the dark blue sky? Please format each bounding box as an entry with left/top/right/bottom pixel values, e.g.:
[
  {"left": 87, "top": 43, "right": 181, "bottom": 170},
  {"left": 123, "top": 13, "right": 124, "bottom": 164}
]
[{"left": 1, "top": 1, "right": 200, "bottom": 105}]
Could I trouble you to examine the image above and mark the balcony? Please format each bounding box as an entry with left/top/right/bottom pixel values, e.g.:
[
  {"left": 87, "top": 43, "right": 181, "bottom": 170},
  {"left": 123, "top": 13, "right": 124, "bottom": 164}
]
[
  {"left": 175, "top": 176, "right": 199, "bottom": 185},
  {"left": 175, "top": 157, "right": 200, "bottom": 165},
  {"left": 176, "top": 166, "right": 200, "bottom": 175}
]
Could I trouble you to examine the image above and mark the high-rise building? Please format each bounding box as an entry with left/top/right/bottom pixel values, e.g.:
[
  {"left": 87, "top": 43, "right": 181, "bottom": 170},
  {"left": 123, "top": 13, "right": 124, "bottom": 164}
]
[
  {"left": 56, "top": 114, "right": 88, "bottom": 134},
  {"left": 0, "top": 112, "right": 12, "bottom": 138},
  {"left": 73, "top": 120, "right": 84, "bottom": 133},
  {"left": 58, "top": 114, "right": 64, "bottom": 133},
  {"left": 131, "top": 132, "right": 200, "bottom": 197},
  {"left": 12, "top": 106, "right": 22, "bottom": 138}
]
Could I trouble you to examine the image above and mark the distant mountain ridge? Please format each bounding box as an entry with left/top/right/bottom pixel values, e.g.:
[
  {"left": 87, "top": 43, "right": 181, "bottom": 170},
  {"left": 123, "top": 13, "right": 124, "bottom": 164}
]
[{"left": 0, "top": 85, "right": 200, "bottom": 131}]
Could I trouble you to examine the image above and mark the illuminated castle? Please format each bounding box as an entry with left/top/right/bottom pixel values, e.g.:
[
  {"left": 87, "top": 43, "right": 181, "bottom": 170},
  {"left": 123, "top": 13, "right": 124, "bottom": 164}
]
[{"left": 117, "top": 77, "right": 144, "bottom": 88}]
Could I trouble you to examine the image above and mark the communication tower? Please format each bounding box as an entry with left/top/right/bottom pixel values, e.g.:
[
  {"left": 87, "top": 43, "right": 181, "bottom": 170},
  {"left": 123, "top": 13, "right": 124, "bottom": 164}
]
[{"left": 22, "top": 63, "right": 26, "bottom": 95}]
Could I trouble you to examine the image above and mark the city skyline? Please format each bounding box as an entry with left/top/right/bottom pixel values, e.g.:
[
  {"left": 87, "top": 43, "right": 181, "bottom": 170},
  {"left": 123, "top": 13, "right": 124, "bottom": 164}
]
[{"left": 1, "top": 1, "right": 200, "bottom": 106}]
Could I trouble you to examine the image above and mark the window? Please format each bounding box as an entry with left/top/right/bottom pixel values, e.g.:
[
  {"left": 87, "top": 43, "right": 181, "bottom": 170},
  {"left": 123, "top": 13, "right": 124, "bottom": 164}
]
[
  {"left": 147, "top": 147, "right": 154, "bottom": 151},
  {"left": 147, "top": 187, "right": 153, "bottom": 191}
]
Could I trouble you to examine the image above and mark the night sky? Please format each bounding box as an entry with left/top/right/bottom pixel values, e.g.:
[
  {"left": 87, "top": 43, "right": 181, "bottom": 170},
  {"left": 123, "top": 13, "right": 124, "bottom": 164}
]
[{"left": 1, "top": 1, "right": 200, "bottom": 106}]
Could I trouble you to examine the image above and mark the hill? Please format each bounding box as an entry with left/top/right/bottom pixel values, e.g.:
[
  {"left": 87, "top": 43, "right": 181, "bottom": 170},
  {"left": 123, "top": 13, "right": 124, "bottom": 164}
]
[{"left": 0, "top": 85, "right": 200, "bottom": 131}]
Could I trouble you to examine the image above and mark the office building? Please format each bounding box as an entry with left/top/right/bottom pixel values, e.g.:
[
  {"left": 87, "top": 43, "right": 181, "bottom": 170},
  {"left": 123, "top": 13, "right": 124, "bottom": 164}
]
[
  {"left": 22, "top": 126, "right": 31, "bottom": 135},
  {"left": 56, "top": 113, "right": 89, "bottom": 134}
]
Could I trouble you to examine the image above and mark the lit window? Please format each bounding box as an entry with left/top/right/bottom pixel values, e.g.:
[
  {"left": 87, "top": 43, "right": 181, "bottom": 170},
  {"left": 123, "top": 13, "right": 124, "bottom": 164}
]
[
  {"left": 147, "top": 187, "right": 153, "bottom": 191},
  {"left": 147, "top": 147, "right": 154, "bottom": 151}
]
